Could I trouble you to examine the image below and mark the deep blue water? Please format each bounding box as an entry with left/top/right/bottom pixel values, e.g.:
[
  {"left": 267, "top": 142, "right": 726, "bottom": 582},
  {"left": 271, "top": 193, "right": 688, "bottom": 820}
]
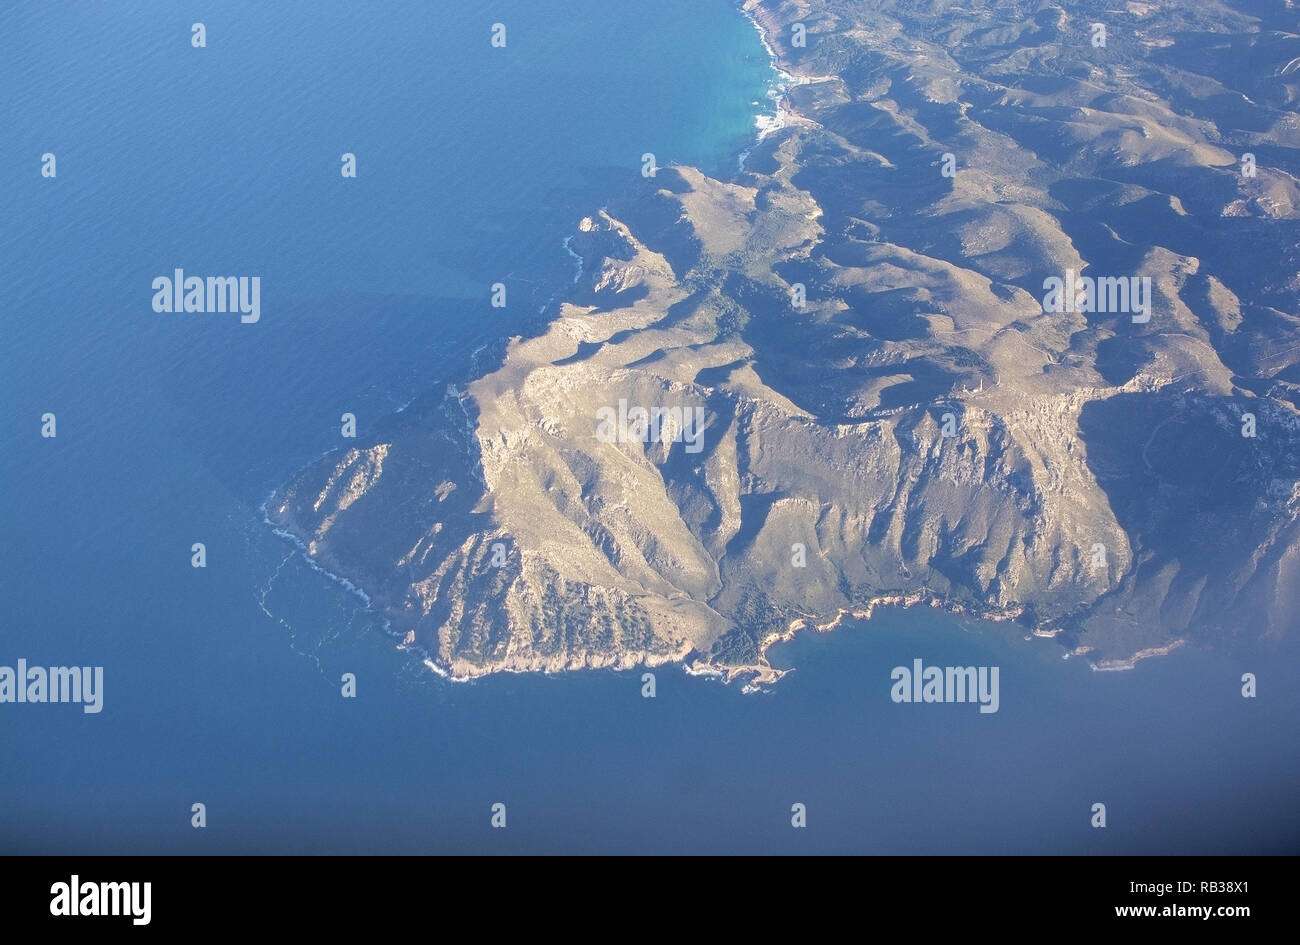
[{"left": 3, "top": 0, "right": 1299, "bottom": 855}]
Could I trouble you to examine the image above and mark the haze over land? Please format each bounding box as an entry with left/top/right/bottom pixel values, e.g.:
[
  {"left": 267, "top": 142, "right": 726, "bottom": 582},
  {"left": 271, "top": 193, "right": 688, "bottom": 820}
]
[{"left": 269, "top": 0, "right": 1300, "bottom": 684}]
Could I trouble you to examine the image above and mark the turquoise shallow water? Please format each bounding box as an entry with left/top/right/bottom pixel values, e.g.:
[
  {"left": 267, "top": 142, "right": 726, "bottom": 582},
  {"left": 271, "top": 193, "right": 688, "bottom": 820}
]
[{"left": 2, "top": 0, "right": 1297, "bottom": 854}]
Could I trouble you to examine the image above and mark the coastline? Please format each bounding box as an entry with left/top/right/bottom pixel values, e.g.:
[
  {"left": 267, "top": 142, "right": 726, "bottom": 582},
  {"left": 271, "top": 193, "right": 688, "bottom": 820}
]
[
  {"left": 735, "top": 1, "right": 796, "bottom": 170},
  {"left": 262, "top": 0, "right": 1196, "bottom": 689},
  {"left": 734, "top": 591, "right": 1027, "bottom": 688},
  {"left": 744, "top": 591, "right": 1189, "bottom": 681},
  {"left": 691, "top": 1, "right": 1199, "bottom": 683},
  {"left": 263, "top": 0, "right": 796, "bottom": 685}
]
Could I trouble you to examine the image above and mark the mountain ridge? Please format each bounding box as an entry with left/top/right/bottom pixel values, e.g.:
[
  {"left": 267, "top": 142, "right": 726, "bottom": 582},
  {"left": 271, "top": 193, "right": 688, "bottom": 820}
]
[{"left": 267, "top": 0, "right": 1300, "bottom": 684}]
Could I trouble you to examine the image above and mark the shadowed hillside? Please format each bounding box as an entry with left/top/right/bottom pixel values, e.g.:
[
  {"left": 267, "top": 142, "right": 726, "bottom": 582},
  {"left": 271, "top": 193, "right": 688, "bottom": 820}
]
[{"left": 269, "top": 0, "right": 1300, "bottom": 682}]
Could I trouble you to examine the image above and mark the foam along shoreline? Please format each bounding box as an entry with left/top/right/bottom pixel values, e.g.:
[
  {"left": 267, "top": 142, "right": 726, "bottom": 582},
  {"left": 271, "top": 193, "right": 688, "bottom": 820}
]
[
  {"left": 730, "top": 591, "right": 1027, "bottom": 688},
  {"left": 262, "top": 489, "right": 470, "bottom": 680},
  {"left": 260, "top": 492, "right": 374, "bottom": 608},
  {"left": 258, "top": 488, "right": 488, "bottom": 686},
  {"left": 561, "top": 235, "right": 584, "bottom": 283},
  {"left": 736, "top": 2, "right": 796, "bottom": 170},
  {"left": 755, "top": 588, "right": 1190, "bottom": 678}
]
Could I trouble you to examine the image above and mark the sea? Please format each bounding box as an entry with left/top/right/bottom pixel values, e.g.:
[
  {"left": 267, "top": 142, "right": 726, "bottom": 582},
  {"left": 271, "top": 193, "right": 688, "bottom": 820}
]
[{"left": 2, "top": 0, "right": 1298, "bottom": 855}]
